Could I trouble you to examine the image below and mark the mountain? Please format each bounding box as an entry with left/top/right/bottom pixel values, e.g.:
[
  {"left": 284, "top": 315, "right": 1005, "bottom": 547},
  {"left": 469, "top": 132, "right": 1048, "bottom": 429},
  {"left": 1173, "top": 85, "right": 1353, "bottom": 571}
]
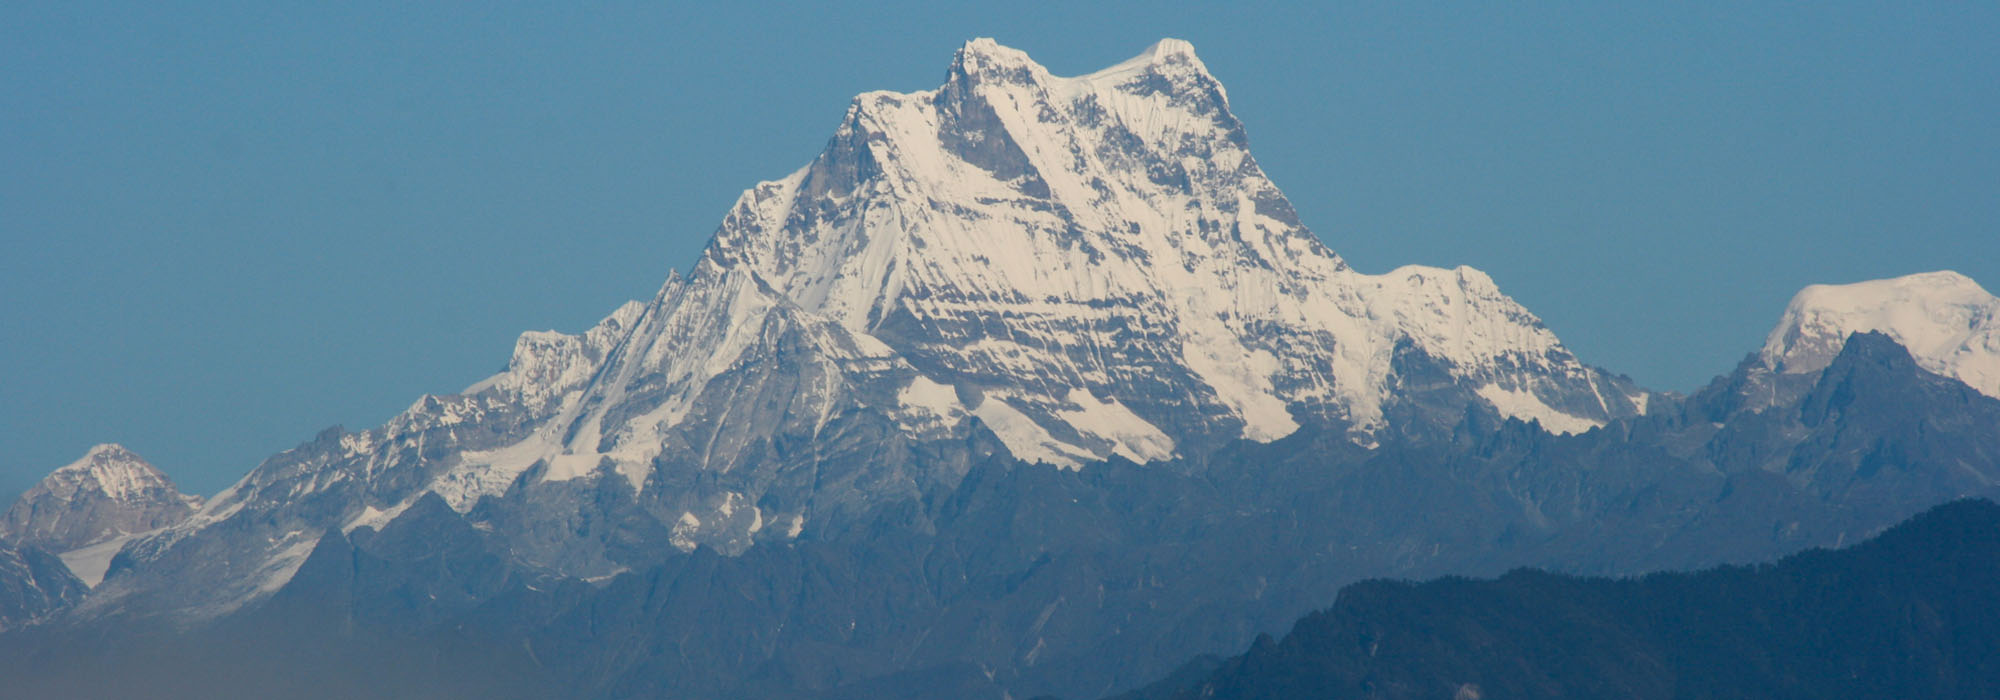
[
  {"left": 1, "top": 445, "right": 201, "bottom": 589},
  {"left": 1762, "top": 270, "right": 2000, "bottom": 398},
  {"left": 81, "top": 37, "right": 1643, "bottom": 620},
  {"left": 3, "top": 444, "right": 201, "bottom": 552},
  {"left": 1129, "top": 499, "right": 2000, "bottom": 700},
  {"left": 694, "top": 36, "right": 1644, "bottom": 451}
]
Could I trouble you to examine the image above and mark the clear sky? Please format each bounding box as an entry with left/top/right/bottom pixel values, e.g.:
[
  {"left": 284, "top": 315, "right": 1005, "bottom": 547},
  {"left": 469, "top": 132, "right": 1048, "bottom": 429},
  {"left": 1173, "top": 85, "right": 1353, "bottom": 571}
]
[{"left": 5, "top": 2, "right": 1996, "bottom": 498}]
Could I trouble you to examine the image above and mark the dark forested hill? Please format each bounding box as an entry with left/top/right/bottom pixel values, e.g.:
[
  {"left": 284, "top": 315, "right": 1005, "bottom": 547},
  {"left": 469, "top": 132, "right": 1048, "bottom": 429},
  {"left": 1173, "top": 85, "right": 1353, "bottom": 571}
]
[{"left": 1136, "top": 498, "right": 2000, "bottom": 700}]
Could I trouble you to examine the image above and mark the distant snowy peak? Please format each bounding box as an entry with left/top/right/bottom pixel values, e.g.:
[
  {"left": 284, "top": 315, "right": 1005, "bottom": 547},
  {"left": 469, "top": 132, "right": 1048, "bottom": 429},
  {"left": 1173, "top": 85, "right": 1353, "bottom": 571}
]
[
  {"left": 1761, "top": 271, "right": 2000, "bottom": 398},
  {"left": 3, "top": 444, "right": 201, "bottom": 553}
]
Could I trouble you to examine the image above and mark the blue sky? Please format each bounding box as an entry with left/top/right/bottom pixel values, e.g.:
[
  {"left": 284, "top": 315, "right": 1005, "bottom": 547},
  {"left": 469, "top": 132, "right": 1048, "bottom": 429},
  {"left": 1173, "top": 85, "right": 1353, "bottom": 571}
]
[{"left": 5, "top": 2, "right": 1996, "bottom": 497}]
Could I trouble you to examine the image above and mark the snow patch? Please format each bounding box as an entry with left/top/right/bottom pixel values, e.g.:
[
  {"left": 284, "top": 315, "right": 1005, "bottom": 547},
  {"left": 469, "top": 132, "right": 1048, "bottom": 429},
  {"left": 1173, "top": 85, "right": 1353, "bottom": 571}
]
[
  {"left": 670, "top": 512, "right": 701, "bottom": 552},
  {"left": 1054, "top": 388, "right": 1176, "bottom": 462},
  {"left": 1476, "top": 385, "right": 1604, "bottom": 435},
  {"left": 1179, "top": 337, "right": 1299, "bottom": 442},
  {"left": 342, "top": 499, "right": 415, "bottom": 534},
  {"left": 970, "top": 394, "right": 1092, "bottom": 468},
  {"left": 59, "top": 534, "right": 138, "bottom": 588},
  {"left": 435, "top": 433, "right": 560, "bottom": 510},
  {"left": 898, "top": 375, "right": 964, "bottom": 421}
]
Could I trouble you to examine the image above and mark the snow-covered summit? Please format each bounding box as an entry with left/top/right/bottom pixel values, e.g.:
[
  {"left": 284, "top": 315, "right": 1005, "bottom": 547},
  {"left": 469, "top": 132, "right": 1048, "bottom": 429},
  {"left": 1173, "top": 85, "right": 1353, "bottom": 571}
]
[
  {"left": 2, "top": 444, "right": 201, "bottom": 553},
  {"left": 1761, "top": 270, "right": 2000, "bottom": 397}
]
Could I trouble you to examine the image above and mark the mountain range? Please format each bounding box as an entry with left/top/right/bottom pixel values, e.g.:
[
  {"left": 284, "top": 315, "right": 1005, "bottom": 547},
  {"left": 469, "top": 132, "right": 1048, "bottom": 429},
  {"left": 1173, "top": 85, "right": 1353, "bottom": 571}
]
[{"left": 4, "top": 38, "right": 1998, "bottom": 699}]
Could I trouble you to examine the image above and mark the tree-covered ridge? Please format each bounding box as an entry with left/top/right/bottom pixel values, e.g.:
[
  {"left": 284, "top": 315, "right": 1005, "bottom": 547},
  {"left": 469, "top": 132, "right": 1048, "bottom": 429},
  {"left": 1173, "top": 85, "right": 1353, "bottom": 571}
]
[{"left": 1143, "top": 498, "right": 2000, "bottom": 700}]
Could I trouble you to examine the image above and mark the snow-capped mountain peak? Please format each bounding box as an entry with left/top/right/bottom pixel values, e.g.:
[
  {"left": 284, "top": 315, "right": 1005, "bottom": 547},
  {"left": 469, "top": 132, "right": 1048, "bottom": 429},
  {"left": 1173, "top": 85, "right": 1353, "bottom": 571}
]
[
  {"left": 3, "top": 444, "right": 200, "bottom": 554},
  {"left": 694, "top": 38, "right": 1636, "bottom": 451},
  {"left": 1761, "top": 270, "right": 2000, "bottom": 397},
  {"left": 15, "top": 445, "right": 193, "bottom": 513}
]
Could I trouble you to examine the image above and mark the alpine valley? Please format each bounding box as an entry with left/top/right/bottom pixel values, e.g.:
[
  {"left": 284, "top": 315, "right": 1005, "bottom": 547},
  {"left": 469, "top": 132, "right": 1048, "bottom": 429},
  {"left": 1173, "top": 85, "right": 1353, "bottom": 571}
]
[{"left": 6, "top": 39, "right": 1999, "bottom": 700}]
